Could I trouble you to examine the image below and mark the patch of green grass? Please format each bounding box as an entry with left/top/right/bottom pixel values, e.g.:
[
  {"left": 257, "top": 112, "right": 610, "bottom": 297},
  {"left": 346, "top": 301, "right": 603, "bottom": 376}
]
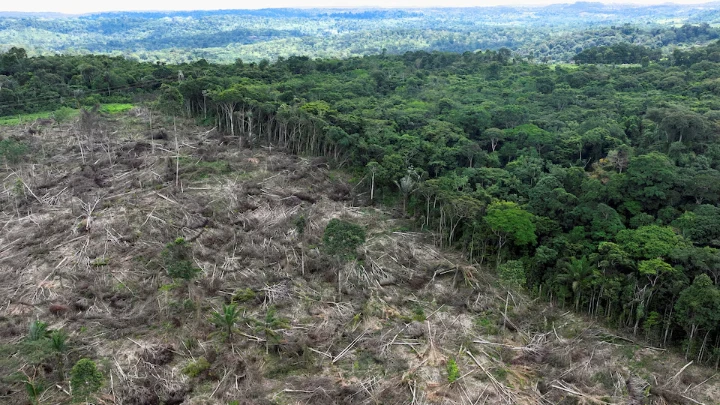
[
  {"left": 91, "top": 257, "right": 109, "bottom": 267},
  {"left": 99, "top": 103, "right": 134, "bottom": 114},
  {"left": 264, "top": 348, "right": 319, "bottom": 378},
  {"left": 0, "top": 103, "right": 130, "bottom": 126},
  {"left": 491, "top": 366, "right": 508, "bottom": 381},
  {"left": 411, "top": 305, "right": 426, "bottom": 322},
  {"left": 619, "top": 344, "right": 639, "bottom": 360},
  {"left": 0, "top": 111, "right": 56, "bottom": 126},
  {"left": 474, "top": 315, "right": 500, "bottom": 335}
]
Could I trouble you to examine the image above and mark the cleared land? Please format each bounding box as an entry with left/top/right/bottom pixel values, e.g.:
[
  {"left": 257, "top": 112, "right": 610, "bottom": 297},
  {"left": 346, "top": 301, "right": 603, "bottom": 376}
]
[{"left": 0, "top": 109, "right": 717, "bottom": 404}]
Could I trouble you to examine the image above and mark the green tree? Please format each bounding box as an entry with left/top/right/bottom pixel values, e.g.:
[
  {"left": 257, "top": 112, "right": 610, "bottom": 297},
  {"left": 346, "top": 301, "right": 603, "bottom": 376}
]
[
  {"left": 70, "top": 359, "right": 103, "bottom": 403},
  {"left": 615, "top": 225, "right": 681, "bottom": 260},
  {"left": 484, "top": 201, "right": 536, "bottom": 266},
  {"left": 252, "top": 306, "right": 289, "bottom": 354},
  {"left": 162, "top": 237, "right": 201, "bottom": 280},
  {"left": 156, "top": 84, "right": 184, "bottom": 117},
  {"left": 555, "top": 256, "right": 595, "bottom": 311},
  {"left": 622, "top": 152, "right": 677, "bottom": 213},
  {"left": 323, "top": 219, "right": 366, "bottom": 260},
  {"left": 674, "top": 274, "right": 720, "bottom": 360},
  {"left": 50, "top": 330, "right": 69, "bottom": 380}
]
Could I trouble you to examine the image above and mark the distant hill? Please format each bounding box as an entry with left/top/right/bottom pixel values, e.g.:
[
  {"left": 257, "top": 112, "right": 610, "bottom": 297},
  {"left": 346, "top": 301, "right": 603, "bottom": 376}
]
[{"left": 1, "top": 4, "right": 720, "bottom": 63}]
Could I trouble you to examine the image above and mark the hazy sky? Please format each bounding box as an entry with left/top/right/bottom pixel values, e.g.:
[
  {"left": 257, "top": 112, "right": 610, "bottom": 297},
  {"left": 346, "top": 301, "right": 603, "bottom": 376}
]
[{"left": 2, "top": 0, "right": 717, "bottom": 14}]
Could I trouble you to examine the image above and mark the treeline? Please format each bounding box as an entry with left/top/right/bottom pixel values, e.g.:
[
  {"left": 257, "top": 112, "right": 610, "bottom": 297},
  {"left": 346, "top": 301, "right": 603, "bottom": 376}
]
[
  {"left": 573, "top": 43, "right": 661, "bottom": 65},
  {"left": 3, "top": 44, "right": 720, "bottom": 363},
  {"left": 0, "top": 47, "right": 164, "bottom": 115}
]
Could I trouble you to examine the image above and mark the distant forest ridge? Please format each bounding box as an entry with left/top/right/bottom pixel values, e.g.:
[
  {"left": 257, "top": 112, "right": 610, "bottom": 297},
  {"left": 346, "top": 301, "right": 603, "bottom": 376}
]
[{"left": 1, "top": 3, "right": 720, "bottom": 63}]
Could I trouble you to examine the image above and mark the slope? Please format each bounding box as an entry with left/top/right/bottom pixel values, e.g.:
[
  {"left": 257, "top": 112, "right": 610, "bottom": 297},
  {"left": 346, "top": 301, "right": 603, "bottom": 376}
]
[{"left": 0, "top": 110, "right": 717, "bottom": 405}]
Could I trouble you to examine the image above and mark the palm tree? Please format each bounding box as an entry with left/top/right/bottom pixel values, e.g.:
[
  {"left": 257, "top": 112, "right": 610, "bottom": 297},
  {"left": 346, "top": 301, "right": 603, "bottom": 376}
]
[
  {"left": 50, "top": 330, "right": 69, "bottom": 380},
  {"left": 395, "top": 169, "right": 418, "bottom": 214},
  {"left": 555, "top": 256, "right": 594, "bottom": 312},
  {"left": 210, "top": 303, "right": 241, "bottom": 342}
]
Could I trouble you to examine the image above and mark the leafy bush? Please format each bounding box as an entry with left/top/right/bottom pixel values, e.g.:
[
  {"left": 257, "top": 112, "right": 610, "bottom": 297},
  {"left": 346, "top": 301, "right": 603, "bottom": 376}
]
[
  {"left": 0, "top": 138, "right": 28, "bottom": 166},
  {"left": 162, "top": 237, "right": 201, "bottom": 280},
  {"left": 233, "top": 288, "right": 256, "bottom": 302},
  {"left": 294, "top": 214, "right": 306, "bottom": 235},
  {"left": 52, "top": 107, "right": 77, "bottom": 122},
  {"left": 70, "top": 359, "right": 103, "bottom": 402},
  {"left": 322, "top": 219, "right": 366, "bottom": 260},
  {"left": 182, "top": 357, "right": 210, "bottom": 378},
  {"left": 497, "top": 260, "right": 527, "bottom": 287}
]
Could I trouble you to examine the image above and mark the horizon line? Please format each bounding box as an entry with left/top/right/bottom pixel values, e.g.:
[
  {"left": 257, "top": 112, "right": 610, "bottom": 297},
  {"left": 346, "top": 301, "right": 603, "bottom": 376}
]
[{"left": 2, "top": 1, "right": 720, "bottom": 17}]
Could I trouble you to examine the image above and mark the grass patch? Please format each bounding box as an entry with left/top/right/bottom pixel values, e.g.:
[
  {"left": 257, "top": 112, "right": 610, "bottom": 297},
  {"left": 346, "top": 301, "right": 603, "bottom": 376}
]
[
  {"left": 0, "top": 111, "right": 57, "bottom": 126},
  {"left": 0, "top": 103, "right": 132, "bottom": 126},
  {"left": 99, "top": 103, "right": 134, "bottom": 114}
]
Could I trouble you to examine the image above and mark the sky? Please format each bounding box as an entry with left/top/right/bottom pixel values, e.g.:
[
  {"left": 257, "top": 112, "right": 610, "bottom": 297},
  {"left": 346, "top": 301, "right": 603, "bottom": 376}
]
[{"left": 2, "top": 0, "right": 718, "bottom": 14}]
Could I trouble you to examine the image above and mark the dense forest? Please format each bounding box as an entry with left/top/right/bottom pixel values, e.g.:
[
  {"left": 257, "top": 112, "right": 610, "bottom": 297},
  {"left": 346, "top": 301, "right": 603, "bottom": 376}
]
[
  {"left": 2, "top": 37, "right": 720, "bottom": 367},
  {"left": 2, "top": 4, "right": 720, "bottom": 63}
]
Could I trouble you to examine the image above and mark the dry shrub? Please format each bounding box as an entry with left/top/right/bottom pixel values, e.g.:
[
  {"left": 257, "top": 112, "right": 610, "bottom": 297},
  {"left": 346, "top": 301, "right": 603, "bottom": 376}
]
[
  {"left": 122, "top": 382, "right": 160, "bottom": 405},
  {"left": 141, "top": 345, "right": 175, "bottom": 366},
  {"left": 286, "top": 376, "right": 369, "bottom": 405},
  {"left": 292, "top": 191, "right": 317, "bottom": 204},
  {"left": 679, "top": 366, "right": 712, "bottom": 386},
  {"left": 546, "top": 349, "right": 573, "bottom": 369},
  {"left": 288, "top": 167, "right": 309, "bottom": 181},
  {"left": 302, "top": 251, "right": 337, "bottom": 283},
  {"left": 0, "top": 317, "right": 24, "bottom": 337},
  {"left": 437, "top": 287, "right": 471, "bottom": 308},
  {"left": 209, "top": 352, "right": 267, "bottom": 402},
  {"left": 199, "top": 228, "right": 235, "bottom": 251},
  {"left": 328, "top": 182, "right": 351, "bottom": 201},
  {"left": 373, "top": 379, "right": 411, "bottom": 404}
]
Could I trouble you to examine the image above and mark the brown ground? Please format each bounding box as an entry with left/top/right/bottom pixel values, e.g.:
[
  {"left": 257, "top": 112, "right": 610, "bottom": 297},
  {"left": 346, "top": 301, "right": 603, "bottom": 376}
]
[{"left": 0, "top": 109, "right": 717, "bottom": 405}]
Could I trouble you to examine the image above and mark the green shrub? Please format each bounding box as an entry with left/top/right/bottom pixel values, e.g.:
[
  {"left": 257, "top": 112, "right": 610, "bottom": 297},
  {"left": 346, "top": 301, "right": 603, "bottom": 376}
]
[
  {"left": 412, "top": 305, "right": 426, "bottom": 322},
  {"left": 70, "top": 359, "right": 103, "bottom": 402},
  {"left": 182, "top": 357, "right": 210, "bottom": 378},
  {"left": 233, "top": 288, "right": 256, "bottom": 302},
  {"left": 294, "top": 214, "right": 306, "bottom": 235},
  {"left": 0, "top": 138, "right": 28, "bottom": 166},
  {"left": 162, "top": 237, "right": 201, "bottom": 280},
  {"left": 52, "top": 106, "right": 77, "bottom": 122},
  {"left": 24, "top": 378, "right": 44, "bottom": 405},
  {"left": 251, "top": 306, "right": 289, "bottom": 353},
  {"left": 446, "top": 358, "right": 460, "bottom": 383},
  {"left": 27, "top": 320, "right": 49, "bottom": 341},
  {"left": 322, "top": 219, "right": 366, "bottom": 260},
  {"left": 497, "top": 260, "right": 526, "bottom": 287},
  {"left": 210, "top": 303, "right": 241, "bottom": 342}
]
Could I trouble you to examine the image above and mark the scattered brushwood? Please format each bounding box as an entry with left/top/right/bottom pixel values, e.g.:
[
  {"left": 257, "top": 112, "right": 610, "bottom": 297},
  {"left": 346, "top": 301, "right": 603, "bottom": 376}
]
[{"left": 0, "top": 110, "right": 717, "bottom": 405}]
